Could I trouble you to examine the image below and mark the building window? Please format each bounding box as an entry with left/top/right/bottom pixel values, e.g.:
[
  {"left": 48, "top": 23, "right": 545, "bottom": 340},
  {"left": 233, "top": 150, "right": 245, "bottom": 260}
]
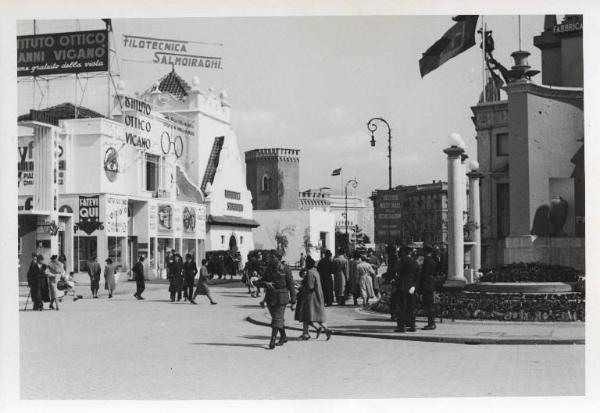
[
  {"left": 221, "top": 235, "right": 225, "bottom": 245},
  {"left": 145, "top": 154, "right": 160, "bottom": 192},
  {"left": 240, "top": 236, "right": 244, "bottom": 245},
  {"left": 262, "top": 174, "right": 272, "bottom": 192},
  {"left": 496, "top": 133, "right": 509, "bottom": 157}
]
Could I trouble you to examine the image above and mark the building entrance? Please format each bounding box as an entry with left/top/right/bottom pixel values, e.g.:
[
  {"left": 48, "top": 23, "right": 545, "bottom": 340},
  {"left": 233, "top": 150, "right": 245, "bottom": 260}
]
[{"left": 74, "top": 236, "right": 97, "bottom": 272}]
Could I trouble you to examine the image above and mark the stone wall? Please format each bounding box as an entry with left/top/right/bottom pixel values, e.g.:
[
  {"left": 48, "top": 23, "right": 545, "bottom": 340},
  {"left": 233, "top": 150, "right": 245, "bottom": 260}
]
[{"left": 503, "top": 236, "right": 585, "bottom": 271}]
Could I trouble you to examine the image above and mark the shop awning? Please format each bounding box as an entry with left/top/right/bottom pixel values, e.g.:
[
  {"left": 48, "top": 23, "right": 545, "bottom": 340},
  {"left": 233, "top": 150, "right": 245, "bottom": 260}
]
[{"left": 207, "top": 215, "right": 260, "bottom": 228}]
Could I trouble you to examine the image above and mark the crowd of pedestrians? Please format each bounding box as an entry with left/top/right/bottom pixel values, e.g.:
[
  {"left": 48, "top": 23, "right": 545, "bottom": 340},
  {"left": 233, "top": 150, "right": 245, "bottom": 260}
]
[
  {"left": 24, "top": 243, "right": 441, "bottom": 347},
  {"left": 25, "top": 248, "right": 218, "bottom": 310}
]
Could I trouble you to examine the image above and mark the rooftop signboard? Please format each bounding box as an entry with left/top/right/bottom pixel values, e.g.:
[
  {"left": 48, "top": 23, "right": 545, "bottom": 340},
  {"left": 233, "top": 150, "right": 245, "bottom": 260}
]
[{"left": 17, "top": 30, "right": 109, "bottom": 77}]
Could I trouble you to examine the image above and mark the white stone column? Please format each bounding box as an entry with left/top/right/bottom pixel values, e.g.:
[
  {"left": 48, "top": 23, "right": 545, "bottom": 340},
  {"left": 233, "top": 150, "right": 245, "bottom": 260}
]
[
  {"left": 467, "top": 168, "right": 483, "bottom": 273},
  {"left": 443, "top": 140, "right": 466, "bottom": 288}
]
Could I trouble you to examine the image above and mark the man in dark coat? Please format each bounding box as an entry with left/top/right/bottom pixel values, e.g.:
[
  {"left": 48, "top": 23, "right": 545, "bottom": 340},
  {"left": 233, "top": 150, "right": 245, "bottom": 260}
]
[
  {"left": 27, "top": 254, "right": 43, "bottom": 311},
  {"left": 317, "top": 250, "right": 335, "bottom": 306},
  {"left": 132, "top": 255, "right": 146, "bottom": 300},
  {"left": 168, "top": 254, "right": 185, "bottom": 302},
  {"left": 393, "top": 246, "right": 418, "bottom": 332},
  {"left": 87, "top": 256, "right": 102, "bottom": 298},
  {"left": 258, "top": 251, "right": 297, "bottom": 349},
  {"left": 417, "top": 244, "right": 437, "bottom": 330},
  {"left": 183, "top": 253, "right": 198, "bottom": 304}
]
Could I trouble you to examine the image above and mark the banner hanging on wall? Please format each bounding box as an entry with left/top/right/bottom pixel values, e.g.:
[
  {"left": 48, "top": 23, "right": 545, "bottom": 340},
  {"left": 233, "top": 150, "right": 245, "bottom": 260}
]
[
  {"left": 77, "top": 195, "right": 103, "bottom": 235},
  {"left": 17, "top": 30, "right": 109, "bottom": 77}
]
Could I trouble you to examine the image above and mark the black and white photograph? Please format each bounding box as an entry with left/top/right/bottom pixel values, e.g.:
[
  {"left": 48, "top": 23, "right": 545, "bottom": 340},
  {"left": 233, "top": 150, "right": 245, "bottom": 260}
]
[{"left": 1, "top": 0, "right": 598, "bottom": 411}]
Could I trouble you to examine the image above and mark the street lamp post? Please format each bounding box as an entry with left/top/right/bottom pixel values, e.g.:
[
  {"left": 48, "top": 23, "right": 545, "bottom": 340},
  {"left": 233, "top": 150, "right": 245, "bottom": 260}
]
[
  {"left": 345, "top": 178, "right": 358, "bottom": 251},
  {"left": 367, "top": 117, "right": 393, "bottom": 190}
]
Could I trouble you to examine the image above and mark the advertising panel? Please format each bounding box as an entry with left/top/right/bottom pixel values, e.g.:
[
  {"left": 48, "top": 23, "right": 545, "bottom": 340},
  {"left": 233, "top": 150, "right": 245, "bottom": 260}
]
[
  {"left": 182, "top": 206, "right": 196, "bottom": 235},
  {"left": 157, "top": 204, "right": 172, "bottom": 234},
  {"left": 148, "top": 203, "right": 157, "bottom": 236},
  {"left": 374, "top": 190, "right": 404, "bottom": 245},
  {"left": 105, "top": 196, "right": 128, "bottom": 236},
  {"left": 18, "top": 137, "right": 67, "bottom": 191},
  {"left": 173, "top": 205, "right": 183, "bottom": 237},
  {"left": 122, "top": 34, "right": 222, "bottom": 70},
  {"left": 196, "top": 205, "right": 206, "bottom": 240},
  {"left": 17, "top": 30, "right": 108, "bottom": 77},
  {"left": 76, "top": 195, "right": 103, "bottom": 235},
  {"left": 116, "top": 95, "right": 183, "bottom": 158}
]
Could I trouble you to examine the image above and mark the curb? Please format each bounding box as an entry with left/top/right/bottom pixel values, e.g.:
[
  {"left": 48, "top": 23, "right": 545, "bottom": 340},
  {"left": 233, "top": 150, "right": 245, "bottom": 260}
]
[{"left": 246, "top": 311, "right": 585, "bottom": 345}]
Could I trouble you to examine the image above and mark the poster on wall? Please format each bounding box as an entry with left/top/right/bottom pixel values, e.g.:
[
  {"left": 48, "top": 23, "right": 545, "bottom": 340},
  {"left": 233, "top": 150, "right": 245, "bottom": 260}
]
[
  {"left": 196, "top": 205, "right": 206, "bottom": 239},
  {"left": 157, "top": 204, "right": 172, "bottom": 233},
  {"left": 17, "top": 30, "right": 109, "bottom": 77},
  {"left": 148, "top": 203, "right": 157, "bottom": 235},
  {"left": 18, "top": 138, "right": 66, "bottom": 190},
  {"left": 106, "top": 196, "right": 128, "bottom": 236},
  {"left": 183, "top": 206, "right": 196, "bottom": 234},
  {"left": 173, "top": 205, "right": 183, "bottom": 236},
  {"left": 17, "top": 138, "right": 34, "bottom": 191},
  {"left": 76, "top": 195, "right": 102, "bottom": 235}
]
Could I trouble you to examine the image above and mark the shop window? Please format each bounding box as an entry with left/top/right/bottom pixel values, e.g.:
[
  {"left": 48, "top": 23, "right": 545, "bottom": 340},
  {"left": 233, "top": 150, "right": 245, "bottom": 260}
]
[
  {"left": 146, "top": 154, "right": 160, "bottom": 192},
  {"left": 108, "top": 236, "right": 126, "bottom": 269},
  {"left": 496, "top": 133, "right": 509, "bottom": 157}
]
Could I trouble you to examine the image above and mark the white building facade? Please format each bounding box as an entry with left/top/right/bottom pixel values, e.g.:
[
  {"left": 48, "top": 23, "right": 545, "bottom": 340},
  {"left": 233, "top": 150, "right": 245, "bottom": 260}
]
[{"left": 18, "top": 69, "right": 256, "bottom": 281}]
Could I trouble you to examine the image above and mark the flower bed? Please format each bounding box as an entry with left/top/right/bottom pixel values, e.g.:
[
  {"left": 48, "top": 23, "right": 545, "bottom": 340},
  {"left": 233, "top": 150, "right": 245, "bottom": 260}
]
[
  {"left": 479, "top": 262, "right": 582, "bottom": 283},
  {"left": 369, "top": 287, "right": 585, "bottom": 322}
]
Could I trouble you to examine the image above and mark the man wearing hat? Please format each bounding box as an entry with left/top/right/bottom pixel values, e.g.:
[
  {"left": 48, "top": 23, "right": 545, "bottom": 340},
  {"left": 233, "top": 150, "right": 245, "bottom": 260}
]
[
  {"left": 87, "top": 256, "right": 102, "bottom": 298},
  {"left": 393, "top": 246, "right": 418, "bottom": 333},
  {"left": 417, "top": 244, "right": 437, "bottom": 330}
]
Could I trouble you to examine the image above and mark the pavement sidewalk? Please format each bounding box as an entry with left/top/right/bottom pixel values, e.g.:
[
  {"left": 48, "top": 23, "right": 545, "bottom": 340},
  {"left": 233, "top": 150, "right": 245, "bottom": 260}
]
[{"left": 247, "top": 304, "right": 585, "bottom": 345}]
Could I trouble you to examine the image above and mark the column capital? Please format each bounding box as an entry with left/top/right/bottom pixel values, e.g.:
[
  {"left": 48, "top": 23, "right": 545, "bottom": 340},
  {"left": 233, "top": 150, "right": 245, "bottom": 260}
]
[
  {"left": 443, "top": 146, "right": 465, "bottom": 157},
  {"left": 467, "top": 171, "right": 484, "bottom": 180}
]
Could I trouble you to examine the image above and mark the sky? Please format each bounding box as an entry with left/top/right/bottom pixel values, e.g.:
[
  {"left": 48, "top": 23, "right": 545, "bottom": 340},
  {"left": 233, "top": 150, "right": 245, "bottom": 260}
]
[{"left": 17, "top": 15, "right": 545, "bottom": 199}]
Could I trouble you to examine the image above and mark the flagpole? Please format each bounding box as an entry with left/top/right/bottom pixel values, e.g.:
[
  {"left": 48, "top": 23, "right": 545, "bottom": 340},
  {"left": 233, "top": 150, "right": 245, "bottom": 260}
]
[
  {"left": 518, "top": 15, "right": 522, "bottom": 51},
  {"left": 481, "top": 15, "right": 486, "bottom": 102}
]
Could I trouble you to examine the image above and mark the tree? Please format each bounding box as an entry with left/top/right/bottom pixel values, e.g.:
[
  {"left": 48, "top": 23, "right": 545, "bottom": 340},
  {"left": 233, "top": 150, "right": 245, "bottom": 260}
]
[{"left": 274, "top": 225, "right": 295, "bottom": 257}]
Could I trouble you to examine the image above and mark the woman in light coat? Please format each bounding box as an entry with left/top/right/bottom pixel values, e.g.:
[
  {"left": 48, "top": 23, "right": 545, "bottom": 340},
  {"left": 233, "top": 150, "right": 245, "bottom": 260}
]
[
  {"left": 357, "top": 255, "right": 375, "bottom": 307},
  {"left": 104, "top": 258, "right": 117, "bottom": 299},
  {"left": 47, "top": 255, "right": 64, "bottom": 310}
]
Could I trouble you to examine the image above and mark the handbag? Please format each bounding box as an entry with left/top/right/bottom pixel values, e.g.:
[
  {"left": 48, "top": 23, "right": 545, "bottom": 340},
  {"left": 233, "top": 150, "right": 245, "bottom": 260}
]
[{"left": 56, "top": 279, "right": 68, "bottom": 291}]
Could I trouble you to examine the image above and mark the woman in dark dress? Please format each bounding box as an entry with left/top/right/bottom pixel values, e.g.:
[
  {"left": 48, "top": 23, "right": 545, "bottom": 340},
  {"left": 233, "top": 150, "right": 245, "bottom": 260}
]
[
  {"left": 258, "top": 251, "right": 296, "bottom": 349},
  {"left": 168, "top": 254, "right": 185, "bottom": 302},
  {"left": 295, "top": 256, "right": 332, "bottom": 340}
]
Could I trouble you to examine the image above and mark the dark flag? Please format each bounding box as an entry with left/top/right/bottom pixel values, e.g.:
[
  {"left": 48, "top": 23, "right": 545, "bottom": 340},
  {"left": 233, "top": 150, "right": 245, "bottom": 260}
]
[
  {"left": 331, "top": 168, "right": 342, "bottom": 176},
  {"left": 419, "top": 15, "right": 479, "bottom": 77}
]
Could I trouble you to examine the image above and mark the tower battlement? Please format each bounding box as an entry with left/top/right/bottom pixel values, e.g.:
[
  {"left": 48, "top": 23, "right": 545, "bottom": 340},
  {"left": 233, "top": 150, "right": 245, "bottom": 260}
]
[{"left": 245, "top": 148, "right": 300, "bottom": 163}]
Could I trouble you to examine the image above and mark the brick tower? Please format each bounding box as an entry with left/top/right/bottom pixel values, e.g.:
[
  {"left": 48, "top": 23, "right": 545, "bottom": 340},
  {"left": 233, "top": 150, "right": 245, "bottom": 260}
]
[{"left": 245, "top": 148, "right": 300, "bottom": 210}]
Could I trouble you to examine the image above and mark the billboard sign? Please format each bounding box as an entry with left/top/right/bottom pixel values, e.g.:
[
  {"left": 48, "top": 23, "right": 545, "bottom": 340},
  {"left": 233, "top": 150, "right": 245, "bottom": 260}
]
[
  {"left": 122, "top": 34, "right": 222, "bottom": 70},
  {"left": 373, "top": 190, "right": 404, "bottom": 245},
  {"left": 17, "top": 30, "right": 108, "bottom": 77}
]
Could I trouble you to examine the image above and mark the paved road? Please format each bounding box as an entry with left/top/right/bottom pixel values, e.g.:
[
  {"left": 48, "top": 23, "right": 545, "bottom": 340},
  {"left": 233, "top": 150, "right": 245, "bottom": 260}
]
[{"left": 19, "top": 281, "right": 584, "bottom": 399}]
